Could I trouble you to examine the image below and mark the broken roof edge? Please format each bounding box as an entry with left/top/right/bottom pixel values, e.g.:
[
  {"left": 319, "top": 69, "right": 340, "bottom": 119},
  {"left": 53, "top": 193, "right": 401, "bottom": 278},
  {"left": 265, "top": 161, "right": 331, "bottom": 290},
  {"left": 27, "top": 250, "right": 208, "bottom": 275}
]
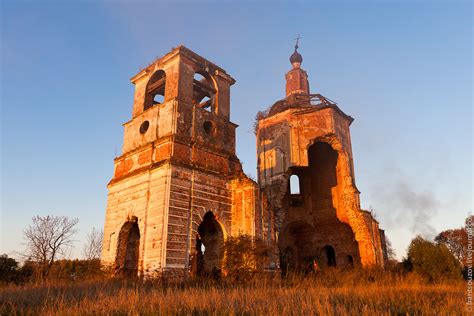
[
  {"left": 360, "top": 209, "right": 380, "bottom": 224},
  {"left": 294, "top": 104, "right": 355, "bottom": 125},
  {"left": 229, "top": 171, "right": 259, "bottom": 186},
  {"left": 256, "top": 93, "right": 354, "bottom": 126},
  {"left": 130, "top": 45, "right": 236, "bottom": 84}
]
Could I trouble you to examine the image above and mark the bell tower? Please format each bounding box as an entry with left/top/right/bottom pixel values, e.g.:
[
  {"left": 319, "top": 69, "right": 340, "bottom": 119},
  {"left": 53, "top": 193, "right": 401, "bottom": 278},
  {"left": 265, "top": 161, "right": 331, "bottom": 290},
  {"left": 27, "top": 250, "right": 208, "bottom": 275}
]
[
  {"left": 101, "top": 46, "right": 261, "bottom": 277},
  {"left": 256, "top": 44, "right": 387, "bottom": 271}
]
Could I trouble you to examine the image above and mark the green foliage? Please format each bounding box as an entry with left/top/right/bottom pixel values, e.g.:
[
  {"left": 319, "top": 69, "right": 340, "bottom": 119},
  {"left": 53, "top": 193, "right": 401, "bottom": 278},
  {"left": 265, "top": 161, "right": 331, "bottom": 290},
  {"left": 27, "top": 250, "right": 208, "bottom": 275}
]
[
  {"left": 0, "top": 254, "right": 19, "bottom": 283},
  {"left": 0, "top": 258, "right": 104, "bottom": 284},
  {"left": 405, "top": 236, "right": 462, "bottom": 282},
  {"left": 18, "top": 260, "right": 36, "bottom": 282},
  {"left": 47, "top": 259, "right": 103, "bottom": 280},
  {"left": 222, "top": 235, "right": 273, "bottom": 282},
  {"left": 0, "top": 256, "right": 38, "bottom": 284}
]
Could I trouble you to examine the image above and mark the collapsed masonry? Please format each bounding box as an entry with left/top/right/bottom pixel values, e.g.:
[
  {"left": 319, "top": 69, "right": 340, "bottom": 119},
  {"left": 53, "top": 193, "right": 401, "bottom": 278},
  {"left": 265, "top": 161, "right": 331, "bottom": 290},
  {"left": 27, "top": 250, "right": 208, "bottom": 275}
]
[{"left": 101, "top": 45, "right": 387, "bottom": 277}]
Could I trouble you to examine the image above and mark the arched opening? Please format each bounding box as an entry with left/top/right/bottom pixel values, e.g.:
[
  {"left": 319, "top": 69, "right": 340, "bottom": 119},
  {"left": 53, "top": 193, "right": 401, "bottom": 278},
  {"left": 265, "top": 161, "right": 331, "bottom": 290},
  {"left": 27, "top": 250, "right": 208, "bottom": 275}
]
[
  {"left": 322, "top": 245, "right": 336, "bottom": 267},
  {"left": 289, "top": 174, "right": 301, "bottom": 195},
  {"left": 196, "top": 211, "right": 224, "bottom": 276},
  {"left": 203, "top": 120, "right": 214, "bottom": 135},
  {"left": 308, "top": 142, "right": 338, "bottom": 209},
  {"left": 346, "top": 255, "right": 354, "bottom": 268},
  {"left": 280, "top": 246, "right": 296, "bottom": 276},
  {"left": 115, "top": 219, "right": 140, "bottom": 276},
  {"left": 279, "top": 221, "right": 315, "bottom": 274},
  {"left": 144, "top": 70, "right": 166, "bottom": 110},
  {"left": 153, "top": 93, "right": 164, "bottom": 104},
  {"left": 193, "top": 71, "right": 216, "bottom": 112}
]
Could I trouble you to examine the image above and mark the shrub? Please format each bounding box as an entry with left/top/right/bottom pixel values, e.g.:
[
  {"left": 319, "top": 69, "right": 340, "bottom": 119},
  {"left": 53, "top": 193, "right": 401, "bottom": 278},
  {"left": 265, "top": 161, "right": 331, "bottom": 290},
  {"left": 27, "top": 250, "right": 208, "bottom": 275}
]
[
  {"left": 47, "top": 259, "right": 103, "bottom": 281},
  {"left": 222, "top": 235, "right": 273, "bottom": 282},
  {"left": 0, "top": 254, "right": 19, "bottom": 283},
  {"left": 405, "top": 236, "right": 462, "bottom": 282},
  {"left": 0, "top": 255, "right": 38, "bottom": 284}
]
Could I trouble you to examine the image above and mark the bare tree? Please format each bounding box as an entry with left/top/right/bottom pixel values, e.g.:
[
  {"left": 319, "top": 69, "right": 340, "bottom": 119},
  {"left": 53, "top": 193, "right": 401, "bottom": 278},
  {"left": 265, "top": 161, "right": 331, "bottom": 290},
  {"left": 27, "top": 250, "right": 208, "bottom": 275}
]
[
  {"left": 23, "top": 215, "right": 79, "bottom": 277},
  {"left": 385, "top": 236, "right": 397, "bottom": 261},
  {"left": 83, "top": 227, "right": 103, "bottom": 260}
]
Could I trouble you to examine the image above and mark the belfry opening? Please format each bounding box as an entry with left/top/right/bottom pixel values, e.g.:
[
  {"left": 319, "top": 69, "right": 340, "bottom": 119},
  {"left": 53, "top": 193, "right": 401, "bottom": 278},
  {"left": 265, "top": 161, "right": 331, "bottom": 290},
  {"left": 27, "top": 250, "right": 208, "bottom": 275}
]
[{"left": 144, "top": 70, "right": 166, "bottom": 110}]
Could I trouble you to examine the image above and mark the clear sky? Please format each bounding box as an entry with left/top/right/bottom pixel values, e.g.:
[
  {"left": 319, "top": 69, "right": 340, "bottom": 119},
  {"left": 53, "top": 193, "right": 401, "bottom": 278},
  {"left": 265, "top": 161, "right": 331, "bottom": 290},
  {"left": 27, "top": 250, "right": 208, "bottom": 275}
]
[{"left": 1, "top": 0, "right": 472, "bottom": 260}]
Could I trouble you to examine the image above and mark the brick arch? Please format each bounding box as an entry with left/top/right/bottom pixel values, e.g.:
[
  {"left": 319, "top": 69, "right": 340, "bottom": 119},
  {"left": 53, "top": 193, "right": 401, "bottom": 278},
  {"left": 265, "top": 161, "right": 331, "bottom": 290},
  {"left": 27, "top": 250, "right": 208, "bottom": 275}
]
[
  {"left": 306, "top": 134, "right": 377, "bottom": 266},
  {"left": 192, "top": 68, "right": 218, "bottom": 90},
  {"left": 144, "top": 69, "right": 167, "bottom": 110},
  {"left": 115, "top": 217, "right": 141, "bottom": 276},
  {"left": 192, "top": 69, "right": 218, "bottom": 112},
  {"left": 194, "top": 208, "right": 227, "bottom": 240},
  {"left": 195, "top": 211, "right": 226, "bottom": 275},
  {"left": 279, "top": 220, "right": 316, "bottom": 273},
  {"left": 321, "top": 245, "right": 337, "bottom": 267}
]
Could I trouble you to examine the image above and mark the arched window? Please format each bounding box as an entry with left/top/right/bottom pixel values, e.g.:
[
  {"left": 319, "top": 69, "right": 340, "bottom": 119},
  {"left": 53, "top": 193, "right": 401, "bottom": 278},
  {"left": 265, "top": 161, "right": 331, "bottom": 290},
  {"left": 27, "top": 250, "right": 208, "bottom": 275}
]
[
  {"left": 289, "top": 174, "right": 301, "bottom": 195},
  {"left": 144, "top": 70, "right": 166, "bottom": 110},
  {"left": 193, "top": 71, "right": 216, "bottom": 112},
  {"left": 323, "top": 245, "right": 336, "bottom": 267},
  {"left": 346, "top": 255, "right": 354, "bottom": 267}
]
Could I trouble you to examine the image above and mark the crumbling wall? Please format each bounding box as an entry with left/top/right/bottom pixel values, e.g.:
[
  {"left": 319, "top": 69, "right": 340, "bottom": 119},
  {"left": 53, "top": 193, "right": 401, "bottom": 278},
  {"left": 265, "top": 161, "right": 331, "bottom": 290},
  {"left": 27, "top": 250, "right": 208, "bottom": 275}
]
[
  {"left": 256, "top": 105, "right": 385, "bottom": 268},
  {"left": 230, "top": 176, "right": 260, "bottom": 237}
]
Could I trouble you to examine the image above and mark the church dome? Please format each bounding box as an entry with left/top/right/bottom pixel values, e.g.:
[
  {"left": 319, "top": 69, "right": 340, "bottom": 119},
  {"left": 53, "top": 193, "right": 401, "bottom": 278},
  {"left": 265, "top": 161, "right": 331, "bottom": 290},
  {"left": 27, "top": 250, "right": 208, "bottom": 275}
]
[{"left": 290, "top": 49, "right": 303, "bottom": 65}]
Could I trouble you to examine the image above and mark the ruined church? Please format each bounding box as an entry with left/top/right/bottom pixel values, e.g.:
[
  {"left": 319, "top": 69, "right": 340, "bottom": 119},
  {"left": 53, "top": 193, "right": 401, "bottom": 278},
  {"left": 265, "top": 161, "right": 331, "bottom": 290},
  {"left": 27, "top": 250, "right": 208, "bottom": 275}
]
[{"left": 101, "top": 45, "right": 387, "bottom": 277}]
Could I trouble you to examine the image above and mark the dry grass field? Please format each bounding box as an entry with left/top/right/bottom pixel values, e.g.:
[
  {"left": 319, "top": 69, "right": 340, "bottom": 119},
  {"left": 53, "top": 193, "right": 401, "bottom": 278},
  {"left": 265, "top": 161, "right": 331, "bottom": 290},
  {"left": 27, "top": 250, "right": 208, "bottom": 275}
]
[{"left": 0, "top": 269, "right": 466, "bottom": 315}]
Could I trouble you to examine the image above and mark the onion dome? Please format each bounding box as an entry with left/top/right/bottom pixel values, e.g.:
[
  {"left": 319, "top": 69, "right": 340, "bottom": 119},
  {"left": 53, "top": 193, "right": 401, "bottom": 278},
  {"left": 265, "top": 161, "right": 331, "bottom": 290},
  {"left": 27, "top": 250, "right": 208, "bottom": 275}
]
[{"left": 290, "top": 48, "right": 303, "bottom": 65}]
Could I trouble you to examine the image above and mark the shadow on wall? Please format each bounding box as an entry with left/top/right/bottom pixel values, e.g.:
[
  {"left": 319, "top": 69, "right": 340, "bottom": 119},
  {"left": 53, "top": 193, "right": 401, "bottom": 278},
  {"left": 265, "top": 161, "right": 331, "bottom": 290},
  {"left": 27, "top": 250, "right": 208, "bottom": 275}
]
[{"left": 279, "top": 141, "right": 360, "bottom": 274}]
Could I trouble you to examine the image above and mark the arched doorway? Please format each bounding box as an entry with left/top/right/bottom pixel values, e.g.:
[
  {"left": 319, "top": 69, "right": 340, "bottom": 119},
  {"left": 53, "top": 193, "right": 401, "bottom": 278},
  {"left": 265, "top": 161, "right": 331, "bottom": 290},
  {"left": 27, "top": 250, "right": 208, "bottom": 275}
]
[
  {"left": 322, "top": 245, "right": 336, "bottom": 267},
  {"left": 280, "top": 246, "right": 296, "bottom": 276},
  {"left": 115, "top": 219, "right": 140, "bottom": 276},
  {"left": 279, "top": 221, "right": 315, "bottom": 274},
  {"left": 196, "top": 211, "right": 224, "bottom": 276}
]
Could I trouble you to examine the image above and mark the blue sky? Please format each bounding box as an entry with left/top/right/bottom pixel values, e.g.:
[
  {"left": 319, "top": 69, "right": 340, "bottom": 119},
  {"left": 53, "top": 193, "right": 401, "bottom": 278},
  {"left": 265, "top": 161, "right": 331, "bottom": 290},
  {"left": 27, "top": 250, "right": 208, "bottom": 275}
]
[{"left": 1, "top": 0, "right": 472, "bottom": 260}]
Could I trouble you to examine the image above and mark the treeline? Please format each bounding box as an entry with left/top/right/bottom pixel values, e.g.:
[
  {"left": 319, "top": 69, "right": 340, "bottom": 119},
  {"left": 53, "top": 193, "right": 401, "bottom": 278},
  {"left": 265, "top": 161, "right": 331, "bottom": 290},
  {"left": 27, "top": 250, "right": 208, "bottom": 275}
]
[
  {"left": 404, "top": 214, "right": 472, "bottom": 282},
  {"left": 0, "top": 257, "right": 105, "bottom": 284},
  {"left": 0, "top": 214, "right": 470, "bottom": 285}
]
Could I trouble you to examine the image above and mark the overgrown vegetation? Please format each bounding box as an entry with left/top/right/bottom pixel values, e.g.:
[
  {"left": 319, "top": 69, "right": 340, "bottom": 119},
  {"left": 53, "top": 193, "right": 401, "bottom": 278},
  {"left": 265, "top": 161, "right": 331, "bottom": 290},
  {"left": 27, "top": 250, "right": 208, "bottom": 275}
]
[
  {"left": 0, "top": 255, "right": 104, "bottom": 285},
  {"left": 1, "top": 216, "right": 469, "bottom": 314},
  {"left": 1, "top": 231, "right": 467, "bottom": 315},
  {"left": 222, "top": 235, "right": 273, "bottom": 282},
  {"left": 404, "top": 236, "right": 462, "bottom": 282},
  {"left": 0, "top": 269, "right": 466, "bottom": 315}
]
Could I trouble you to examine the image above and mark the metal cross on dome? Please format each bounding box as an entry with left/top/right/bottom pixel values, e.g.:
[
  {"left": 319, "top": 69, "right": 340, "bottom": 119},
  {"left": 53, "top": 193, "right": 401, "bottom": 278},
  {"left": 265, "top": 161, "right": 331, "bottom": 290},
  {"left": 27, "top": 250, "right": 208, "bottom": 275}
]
[{"left": 294, "top": 34, "right": 302, "bottom": 50}]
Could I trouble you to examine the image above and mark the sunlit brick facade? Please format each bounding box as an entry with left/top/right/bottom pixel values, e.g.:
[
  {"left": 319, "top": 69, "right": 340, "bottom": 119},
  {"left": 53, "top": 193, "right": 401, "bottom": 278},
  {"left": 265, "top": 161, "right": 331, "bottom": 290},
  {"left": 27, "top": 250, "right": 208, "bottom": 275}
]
[{"left": 101, "top": 45, "right": 387, "bottom": 277}]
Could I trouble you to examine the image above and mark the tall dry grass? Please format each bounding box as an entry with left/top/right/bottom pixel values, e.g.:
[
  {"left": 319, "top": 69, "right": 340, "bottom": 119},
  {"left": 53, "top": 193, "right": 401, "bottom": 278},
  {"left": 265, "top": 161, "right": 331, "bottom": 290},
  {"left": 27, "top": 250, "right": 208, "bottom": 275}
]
[{"left": 0, "top": 269, "right": 466, "bottom": 315}]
